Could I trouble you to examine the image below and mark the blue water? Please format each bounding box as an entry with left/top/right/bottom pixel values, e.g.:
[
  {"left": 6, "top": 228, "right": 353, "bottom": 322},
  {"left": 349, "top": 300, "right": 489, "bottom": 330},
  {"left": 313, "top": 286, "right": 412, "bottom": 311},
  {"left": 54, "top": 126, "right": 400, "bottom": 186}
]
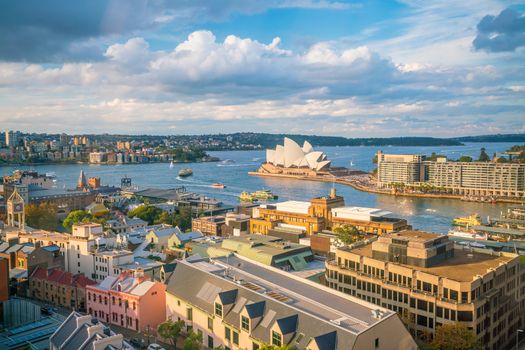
[{"left": 0, "top": 142, "right": 517, "bottom": 234}]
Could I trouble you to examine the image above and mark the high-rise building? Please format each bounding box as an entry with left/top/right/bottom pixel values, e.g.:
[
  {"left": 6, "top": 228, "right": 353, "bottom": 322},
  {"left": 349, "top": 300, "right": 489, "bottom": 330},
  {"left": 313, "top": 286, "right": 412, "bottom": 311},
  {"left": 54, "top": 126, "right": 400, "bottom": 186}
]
[
  {"left": 376, "top": 151, "right": 425, "bottom": 186},
  {"left": 5, "top": 130, "right": 17, "bottom": 147},
  {"left": 325, "top": 230, "right": 525, "bottom": 350}
]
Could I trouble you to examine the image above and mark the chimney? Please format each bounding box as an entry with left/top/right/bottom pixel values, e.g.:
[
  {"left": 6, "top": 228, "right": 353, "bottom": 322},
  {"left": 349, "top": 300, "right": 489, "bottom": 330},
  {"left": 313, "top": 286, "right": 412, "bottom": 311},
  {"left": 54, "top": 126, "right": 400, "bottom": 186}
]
[{"left": 330, "top": 187, "right": 337, "bottom": 199}]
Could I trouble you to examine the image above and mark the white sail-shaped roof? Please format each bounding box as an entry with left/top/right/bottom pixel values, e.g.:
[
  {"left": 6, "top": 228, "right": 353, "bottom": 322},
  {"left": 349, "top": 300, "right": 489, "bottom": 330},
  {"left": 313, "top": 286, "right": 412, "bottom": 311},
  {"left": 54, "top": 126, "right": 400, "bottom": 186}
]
[
  {"left": 302, "top": 141, "right": 313, "bottom": 153},
  {"left": 266, "top": 149, "right": 275, "bottom": 164},
  {"left": 284, "top": 137, "right": 304, "bottom": 167},
  {"left": 275, "top": 145, "right": 285, "bottom": 166},
  {"left": 264, "top": 137, "right": 331, "bottom": 171}
]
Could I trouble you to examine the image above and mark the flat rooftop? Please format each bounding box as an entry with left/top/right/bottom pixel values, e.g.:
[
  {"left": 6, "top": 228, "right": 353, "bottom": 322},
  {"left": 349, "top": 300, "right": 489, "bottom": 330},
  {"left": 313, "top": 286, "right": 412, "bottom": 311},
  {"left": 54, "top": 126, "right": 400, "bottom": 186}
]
[
  {"left": 349, "top": 243, "right": 516, "bottom": 282},
  {"left": 212, "top": 254, "right": 394, "bottom": 333},
  {"left": 385, "top": 230, "right": 442, "bottom": 243},
  {"left": 332, "top": 206, "right": 392, "bottom": 217},
  {"left": 273, "top": 200, "right": 310, "bottom": 214}
]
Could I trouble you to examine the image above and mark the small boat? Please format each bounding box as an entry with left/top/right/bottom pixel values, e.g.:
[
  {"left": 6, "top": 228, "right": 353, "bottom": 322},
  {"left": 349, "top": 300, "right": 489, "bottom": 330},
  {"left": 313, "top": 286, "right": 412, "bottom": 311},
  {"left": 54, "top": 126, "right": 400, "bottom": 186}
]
[
  {"left": 221, "top": 159, "right": 236, "bottom": 164},
  {"left": 210, "top": 183, "right": 226, "bottom": 189},
  {"left": 169, "top": 161, "right": 174, "bottom": 169},
  {"left": 452, "top": 214, "right": 482, "bottom": 227},
  {"left": 178, "top": 168, "right": 193, "bottom": 177},
  {"left": 447, "top": 229, "right": 488, "bottom": 241}
]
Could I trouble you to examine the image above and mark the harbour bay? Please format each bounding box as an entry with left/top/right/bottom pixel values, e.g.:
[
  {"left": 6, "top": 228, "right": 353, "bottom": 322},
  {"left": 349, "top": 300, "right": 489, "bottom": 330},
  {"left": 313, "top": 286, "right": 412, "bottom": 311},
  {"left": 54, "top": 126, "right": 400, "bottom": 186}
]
[{"left": 0, "top": 142, "right": 517, "bottom": 234}]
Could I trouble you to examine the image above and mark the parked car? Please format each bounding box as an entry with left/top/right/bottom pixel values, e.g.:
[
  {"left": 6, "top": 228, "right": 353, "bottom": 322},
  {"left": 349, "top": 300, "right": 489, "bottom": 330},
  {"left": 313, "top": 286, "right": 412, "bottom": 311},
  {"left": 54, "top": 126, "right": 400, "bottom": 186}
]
[{"left": 147, "top": 344, "right": 165, "bottom": 350}]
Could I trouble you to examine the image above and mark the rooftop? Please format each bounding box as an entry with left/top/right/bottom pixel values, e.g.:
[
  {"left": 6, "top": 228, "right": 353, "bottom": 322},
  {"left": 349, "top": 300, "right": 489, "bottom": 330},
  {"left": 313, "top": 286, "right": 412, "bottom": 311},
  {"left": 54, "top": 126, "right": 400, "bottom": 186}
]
[
  {"left": 385, "top": 230, "right": 443, "bottom": 243},
  {"left": 331, "top": 206, "right": 392, "bottom": 218},
  {"left": 348, "top": 243, "right": 516, "bottom": 282},
  {"left": 272, "top": 200, "right": 311, "bottom": 215},
  {"left": 167, "top": 256, "right": 397, "bottom": 349}
]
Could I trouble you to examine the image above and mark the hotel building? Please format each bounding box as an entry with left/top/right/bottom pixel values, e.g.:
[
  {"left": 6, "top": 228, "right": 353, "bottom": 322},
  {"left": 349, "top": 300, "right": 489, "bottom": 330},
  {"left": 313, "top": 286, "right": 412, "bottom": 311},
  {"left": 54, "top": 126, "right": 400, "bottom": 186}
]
[
  {"left": 325, "top": 230, "right": 525, "bottom": 350},
  {"left": 250, "top": 189, "right": 409, "bottom": 236},
  {"left": 166, "top": 255, "right": 417, "bottom": 350}
]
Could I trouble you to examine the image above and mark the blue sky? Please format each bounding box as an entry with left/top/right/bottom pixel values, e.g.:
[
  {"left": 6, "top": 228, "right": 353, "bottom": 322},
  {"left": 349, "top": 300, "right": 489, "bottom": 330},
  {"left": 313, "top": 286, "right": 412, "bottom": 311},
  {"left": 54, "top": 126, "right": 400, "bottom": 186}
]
[{"left": 0, "top": 0, "right": 524, "bottom": 137}]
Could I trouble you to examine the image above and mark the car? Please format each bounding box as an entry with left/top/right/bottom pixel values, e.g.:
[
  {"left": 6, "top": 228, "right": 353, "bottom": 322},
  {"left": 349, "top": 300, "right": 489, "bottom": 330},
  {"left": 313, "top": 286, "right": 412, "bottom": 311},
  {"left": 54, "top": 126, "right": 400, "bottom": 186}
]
[
  {"left": 147, "top": 344, "right": 165, "bottom": 350},
  {"left": 129, "top": 338, "right": 144, "bottom": 349},
  {"left": 41, "top": 306, "right": 53, "bottom": 315}
]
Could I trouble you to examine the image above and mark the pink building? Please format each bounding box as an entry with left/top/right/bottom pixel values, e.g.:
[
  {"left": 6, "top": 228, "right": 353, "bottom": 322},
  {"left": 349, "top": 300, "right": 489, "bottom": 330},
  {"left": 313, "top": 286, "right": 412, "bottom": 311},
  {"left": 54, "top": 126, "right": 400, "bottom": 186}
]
[{"left": 86, "top": 271, "right": 166, "bottom": 333}]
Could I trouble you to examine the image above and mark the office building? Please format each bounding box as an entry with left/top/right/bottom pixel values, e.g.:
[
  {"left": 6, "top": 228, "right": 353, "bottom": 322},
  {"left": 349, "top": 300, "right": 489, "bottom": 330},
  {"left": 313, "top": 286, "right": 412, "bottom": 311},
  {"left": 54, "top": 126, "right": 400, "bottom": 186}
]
[
  {"left": 165, "top": 255, "right": 417, "bottom": 350},
  {"left": 376, "top": 151, "right": 424, "bottom": 186},
  {"left": 325, "top": 230, "right": 525, "bottom": 350}
]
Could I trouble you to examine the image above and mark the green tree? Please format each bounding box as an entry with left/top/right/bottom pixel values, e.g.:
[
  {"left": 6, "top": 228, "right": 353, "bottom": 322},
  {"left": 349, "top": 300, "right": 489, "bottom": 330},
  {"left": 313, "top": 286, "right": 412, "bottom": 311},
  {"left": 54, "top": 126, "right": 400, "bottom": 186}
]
[
  {"left": 431, "top": 322, "right": 481, "bottom": 350},
  {"left": 334, "top": 225, "right": 361, "bottom": 245},
  {"left": 128, "top": 205, "right": 163, "bottom": 225},
  {"left": 157, "top": 319, "right": 185, "bottom": 346},
  {"left": 258, "top": 345, "right": 293, "bottom": 350},
  {"left": 25, "top": 203, "right": 59, "bottom": 231},
  {"left": 63, "top": 210, "right": 93, "bottom": 231},
  {"left": 478, "top": 147, "right": 490, "bottom": 162},
  {"left": 458, "top": 155, "right": 472, "bottom": 162},
  {"left": 182, "top": 331, "right": 202, "bottom": 350}
]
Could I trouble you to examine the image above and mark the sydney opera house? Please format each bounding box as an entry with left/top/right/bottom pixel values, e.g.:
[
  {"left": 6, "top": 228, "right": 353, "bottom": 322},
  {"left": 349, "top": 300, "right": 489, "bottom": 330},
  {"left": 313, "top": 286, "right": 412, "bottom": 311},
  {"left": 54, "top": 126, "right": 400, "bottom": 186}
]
[{"left": 258, "top": 137, "right": 332, "bottom": 176}]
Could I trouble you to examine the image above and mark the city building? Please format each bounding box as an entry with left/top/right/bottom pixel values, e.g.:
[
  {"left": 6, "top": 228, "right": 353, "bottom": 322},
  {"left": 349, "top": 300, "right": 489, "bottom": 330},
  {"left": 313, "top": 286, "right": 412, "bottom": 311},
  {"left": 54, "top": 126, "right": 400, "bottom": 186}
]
[
  {"left": 250, "top": 189, "right": 409, "bottom": 236},
  {"left": 166, "top": 255, "right": 417, "bottom": 350},
  {"left": 324, "top": 230, "right": 525, "bottom": 350},
  {"left": 29, "top": 267, "right": 96, "bottom": 311},
  {"left": 86, "top": 271, "right": 166, "bottom": 333},
  {"left": 106, "top": 217, "right": 148, "bottom": 234},
  {"left": 0, "top": 257, "right": 8, "bottom": 318},
  {"left": 50, "top": 311, "right": 133, "bottom": 350},
  {"left": 192, "top": 215, "right": 227, "bottom": 236},
  {"left": 376, "top": 151, "right": 525, "bottom": 198}
]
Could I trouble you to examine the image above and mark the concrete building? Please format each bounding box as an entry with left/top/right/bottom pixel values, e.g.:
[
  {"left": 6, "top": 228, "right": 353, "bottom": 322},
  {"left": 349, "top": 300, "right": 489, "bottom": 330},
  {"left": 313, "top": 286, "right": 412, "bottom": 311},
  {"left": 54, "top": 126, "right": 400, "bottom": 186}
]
[
  {"left": 166, "top": 255, "right": 417, "bottom": 350},
  {"left": 250, "top": 189, "right": 409, "bottom": 236},
  {"left": 324, "top": 230, "right": 525, "bottom": 350},
  {"left": 29, "top": 267, "right": 96, "bottom": 311},
  {"left": 192, "top": 215, "right": 227, "bottom": 236},
  {"left": 50, "top": 311, "right": 133, "bottom": 350},
  {"left": 376, "top": 151, "right": 525, "bottom": 198},
  {"left": 86, "top": 271, "right": 166, "bottom": 333}
]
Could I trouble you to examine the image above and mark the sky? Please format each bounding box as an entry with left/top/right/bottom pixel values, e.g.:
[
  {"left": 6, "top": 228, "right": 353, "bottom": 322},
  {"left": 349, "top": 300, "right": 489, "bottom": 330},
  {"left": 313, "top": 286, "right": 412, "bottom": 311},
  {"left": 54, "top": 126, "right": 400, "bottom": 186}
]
[{"left": 0, "top": 0, "right": 524, "bottom": 137}]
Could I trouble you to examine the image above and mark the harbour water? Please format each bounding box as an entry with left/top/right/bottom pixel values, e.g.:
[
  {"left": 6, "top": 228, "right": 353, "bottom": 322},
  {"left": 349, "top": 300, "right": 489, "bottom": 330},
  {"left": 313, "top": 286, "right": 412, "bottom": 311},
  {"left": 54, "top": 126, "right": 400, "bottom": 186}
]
[{"left": 0, "top": 142, "right": 518, "bottom": 234}]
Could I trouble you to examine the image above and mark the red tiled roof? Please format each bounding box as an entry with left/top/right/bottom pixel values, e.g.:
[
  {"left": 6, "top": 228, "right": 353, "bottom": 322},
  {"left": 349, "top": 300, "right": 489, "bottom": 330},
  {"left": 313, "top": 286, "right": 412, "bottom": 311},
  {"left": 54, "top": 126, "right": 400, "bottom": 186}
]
[{"left": 30, "top": 267, "right": 96, "bottom": 288}]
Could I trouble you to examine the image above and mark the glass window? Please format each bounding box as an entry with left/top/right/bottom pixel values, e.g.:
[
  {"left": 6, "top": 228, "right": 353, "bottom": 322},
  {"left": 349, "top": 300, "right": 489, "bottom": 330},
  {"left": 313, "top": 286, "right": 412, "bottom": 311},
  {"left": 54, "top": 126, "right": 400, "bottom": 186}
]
[
  {"left": 272, "top": 331, "right": 282, "bottom": 347},
  {"left": 225, "top": 327, "right": 231, "bottom": 341},
  {"left": 208, "top": 317, "right": 213, "bottom": 331},
  {"left": 233, "top": 331, "right": 239, "bottom": 345},
  {"left": 215, "top": 303, "right": 223, "bottom": 317},
  {"left": 241, "top": 316, "right": 250, "bottom": 331}
]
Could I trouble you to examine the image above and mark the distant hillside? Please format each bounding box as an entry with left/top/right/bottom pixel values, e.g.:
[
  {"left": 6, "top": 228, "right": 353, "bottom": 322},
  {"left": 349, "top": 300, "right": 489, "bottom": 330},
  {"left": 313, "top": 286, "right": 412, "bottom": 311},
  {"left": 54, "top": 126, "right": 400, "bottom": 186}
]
[
  {"left": 453, "top": 134, "right": 525, "bottom": 143},
  {"left": 219, "top": 133, "right": 462, "bottom": 147}
]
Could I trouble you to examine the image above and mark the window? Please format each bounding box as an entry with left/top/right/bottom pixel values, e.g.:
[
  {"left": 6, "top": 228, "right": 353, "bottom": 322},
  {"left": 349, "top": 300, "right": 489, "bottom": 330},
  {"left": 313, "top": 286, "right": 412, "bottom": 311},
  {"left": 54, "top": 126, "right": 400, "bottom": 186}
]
[
  {"left": 225, "top": 327, "right": 231, "bottom": 341},
  {"left": 241, "top": 316, "right": 250, "bottom": 331},
  {"left": 375, "top": 338, "right": 379, "bottom": 348},
  {"left": 232, "top": 331, "right": 239, "bottom": 345},
  {"left": 208, "top": 317, "right": 213, "bottom": 331},
  {"left": 215, "top": 302, "right": 223, "bottom": 317},
  {"left": 253, "top": 342, "right": 260, "bottom": 350},
  {"left": 186, "top": 307, "right": 193, "bottom": 321},
  {"left": 208, "top": 335, "right": 214, "bottom": 349},
  {"left": 272, "top": 331, "right": 282, "bottom": 347}
]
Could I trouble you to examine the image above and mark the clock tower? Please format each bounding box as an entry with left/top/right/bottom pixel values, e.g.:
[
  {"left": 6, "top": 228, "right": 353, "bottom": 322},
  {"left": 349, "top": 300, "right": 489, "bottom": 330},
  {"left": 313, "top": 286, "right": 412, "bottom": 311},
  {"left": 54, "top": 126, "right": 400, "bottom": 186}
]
[{"left": 7, "top": 188, "right": 25, "bottom": 229}]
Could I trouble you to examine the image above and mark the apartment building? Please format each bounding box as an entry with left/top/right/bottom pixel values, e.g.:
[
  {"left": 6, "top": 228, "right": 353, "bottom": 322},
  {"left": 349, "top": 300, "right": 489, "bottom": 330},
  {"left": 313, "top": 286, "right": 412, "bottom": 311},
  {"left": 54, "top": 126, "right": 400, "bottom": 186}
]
[
  {"left": 29, "top": 267, "right": 96, "bottom": 311},
  {"left": 250, "top": 189, "right": 409, "bottom": 236},
  {"left": 376, "top": 151, "right": 525, "bottom": 198},
  {"left": 166, "top": 255, "right": 417, "bottom": 350},
  {"left": 376, "top": 151, "right": 425, "bottom": 186},
  {"left": 325, "top": 230, "right": 525, "bottom": 350},
  {"left": 86, "top": 271, "right": 166, "bottom": 333}
]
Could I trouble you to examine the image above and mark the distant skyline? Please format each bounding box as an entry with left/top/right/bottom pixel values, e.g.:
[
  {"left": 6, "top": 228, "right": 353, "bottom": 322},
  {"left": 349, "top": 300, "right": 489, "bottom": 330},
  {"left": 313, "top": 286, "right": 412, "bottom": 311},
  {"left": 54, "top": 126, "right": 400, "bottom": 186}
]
[{"left": 1, "top": 1, "right": 524, "bottom": 137}]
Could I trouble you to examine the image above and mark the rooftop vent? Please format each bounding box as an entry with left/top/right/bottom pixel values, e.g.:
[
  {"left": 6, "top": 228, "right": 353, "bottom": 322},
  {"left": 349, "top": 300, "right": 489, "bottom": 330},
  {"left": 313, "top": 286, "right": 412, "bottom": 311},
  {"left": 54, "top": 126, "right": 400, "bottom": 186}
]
[{"left": 371, "top": 309, "right": 386, "bottom": 319}]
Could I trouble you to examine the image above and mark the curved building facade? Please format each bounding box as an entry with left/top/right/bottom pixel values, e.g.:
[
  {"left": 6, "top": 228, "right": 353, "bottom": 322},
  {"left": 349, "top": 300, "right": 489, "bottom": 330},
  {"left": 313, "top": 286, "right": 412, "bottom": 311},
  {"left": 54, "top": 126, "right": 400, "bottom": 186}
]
[{"left": 265, "top": 137, "right": 331, "bottom": 171}]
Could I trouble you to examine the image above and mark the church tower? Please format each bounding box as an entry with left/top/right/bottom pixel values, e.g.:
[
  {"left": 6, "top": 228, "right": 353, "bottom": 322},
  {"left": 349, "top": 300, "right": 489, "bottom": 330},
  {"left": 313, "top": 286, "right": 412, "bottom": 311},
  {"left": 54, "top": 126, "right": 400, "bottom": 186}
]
[{"left": 7, "top": 188, "right": 25, "bottom": 229}]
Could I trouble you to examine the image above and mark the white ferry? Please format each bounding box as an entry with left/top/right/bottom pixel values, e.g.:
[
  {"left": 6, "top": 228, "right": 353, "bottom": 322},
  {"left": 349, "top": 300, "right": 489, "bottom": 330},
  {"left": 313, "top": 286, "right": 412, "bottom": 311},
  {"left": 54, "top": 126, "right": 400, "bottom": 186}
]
[{"left": 447, "top": 229, "right": 488, "bottom": 241}]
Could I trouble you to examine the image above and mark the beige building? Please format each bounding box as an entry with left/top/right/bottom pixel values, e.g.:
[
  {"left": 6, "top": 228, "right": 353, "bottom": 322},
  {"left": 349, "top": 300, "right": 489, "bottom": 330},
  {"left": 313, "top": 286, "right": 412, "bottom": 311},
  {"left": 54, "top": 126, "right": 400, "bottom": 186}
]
[
  {"left": 376, "top": 151, "right": 525, "bottom": 198},
  {"left": 166, "top": 255, "right": 417, "bottom": 350},
  {"left": 325, "top": 230, "right": 525, "bottom": 350}
]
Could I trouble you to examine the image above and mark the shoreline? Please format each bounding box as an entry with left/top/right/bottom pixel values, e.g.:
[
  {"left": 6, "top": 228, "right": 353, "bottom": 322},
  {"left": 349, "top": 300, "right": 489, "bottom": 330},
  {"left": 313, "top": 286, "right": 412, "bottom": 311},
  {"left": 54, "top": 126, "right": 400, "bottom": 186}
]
[
  {"left": 248, "top": 171, "right": 525, "bottom": 204},
  {"left": 0, "top": 158, "right": 220, "bottom": 167}
]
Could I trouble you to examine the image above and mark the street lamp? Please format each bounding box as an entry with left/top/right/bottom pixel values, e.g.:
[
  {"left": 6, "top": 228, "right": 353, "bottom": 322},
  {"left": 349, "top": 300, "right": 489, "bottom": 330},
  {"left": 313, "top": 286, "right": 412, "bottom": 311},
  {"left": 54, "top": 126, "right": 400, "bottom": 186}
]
[{"left": 518, "top": 329, "right": 524, "bottom": 350}]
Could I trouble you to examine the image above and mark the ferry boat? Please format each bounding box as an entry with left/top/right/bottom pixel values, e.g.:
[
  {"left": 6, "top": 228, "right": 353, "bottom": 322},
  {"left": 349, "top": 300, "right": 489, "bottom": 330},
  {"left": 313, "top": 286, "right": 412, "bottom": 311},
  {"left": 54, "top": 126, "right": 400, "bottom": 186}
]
[
  {"left": 178, "top": 168, "right": 193, "bottom": 177},
  {"left": 210, "top": 183, "right": 226, "bottom": 189},
  {"left": 447, "top": 229, "right": 488, "bottom": 241},
  {"left": 252, "top": 189, "right": 278, "bottom": 201},
  {"left": 239, "top": 191, "right": 257, "bottom": 202},
  {"left": 452, "top": 214, "right": 482, "bottom": 227}
]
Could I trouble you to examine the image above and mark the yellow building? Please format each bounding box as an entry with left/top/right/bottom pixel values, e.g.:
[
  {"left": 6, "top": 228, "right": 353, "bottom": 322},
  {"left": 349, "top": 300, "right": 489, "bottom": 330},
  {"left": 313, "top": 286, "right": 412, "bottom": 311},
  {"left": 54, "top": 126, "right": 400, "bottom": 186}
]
[
  {"left": 250, "top": 189, "right": 409, "bottom": 235},
  {"left": 325, "top": 230, "right": 525, "bottom": 350},
  {"left": 166, "top": 255, "right": 417, "bottom": 350}
]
